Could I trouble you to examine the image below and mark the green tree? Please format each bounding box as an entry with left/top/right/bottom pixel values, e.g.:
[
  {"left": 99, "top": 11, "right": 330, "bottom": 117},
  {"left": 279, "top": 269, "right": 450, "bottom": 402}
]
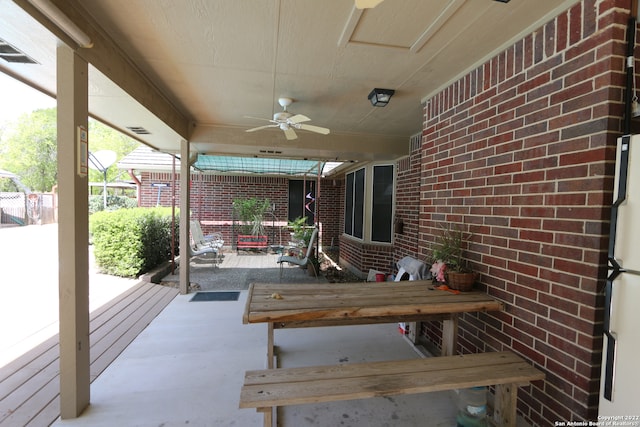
[
  {"left": 0, "top": 108, "right": 57, "bottom": 192},
  {"left": 0, "top": 177, "right": 20, "bottom": 192},
  {"left": 0, "top": 109, "right": 139, "bottom": 193}
]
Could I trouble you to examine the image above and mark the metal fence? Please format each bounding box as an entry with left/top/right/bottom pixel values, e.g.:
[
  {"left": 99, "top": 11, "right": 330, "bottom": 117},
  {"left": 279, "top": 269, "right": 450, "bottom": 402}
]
[{"left": 1, "top": 192, "right": 56, "bottom": 226}]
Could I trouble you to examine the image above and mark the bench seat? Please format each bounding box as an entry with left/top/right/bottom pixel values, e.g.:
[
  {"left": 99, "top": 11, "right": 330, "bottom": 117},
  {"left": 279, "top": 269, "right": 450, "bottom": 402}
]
[
  {"left": 237, "top": 235, "right": 268, "bottom": 252},
  {"left": 240, "top": 351, "right": 544, "bottom": 427}
]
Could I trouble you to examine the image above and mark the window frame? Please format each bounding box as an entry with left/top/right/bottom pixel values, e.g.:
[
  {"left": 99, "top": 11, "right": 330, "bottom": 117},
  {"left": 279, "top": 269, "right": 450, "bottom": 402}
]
[{"left": 343, "top": 162, "right": 395, "bottom": 244}]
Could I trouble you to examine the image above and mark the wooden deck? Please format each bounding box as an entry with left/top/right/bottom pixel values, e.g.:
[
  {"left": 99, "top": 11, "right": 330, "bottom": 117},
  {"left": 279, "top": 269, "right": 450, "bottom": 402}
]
[{"left": 0, "top": 282, "right": 179, "bottom": 426}]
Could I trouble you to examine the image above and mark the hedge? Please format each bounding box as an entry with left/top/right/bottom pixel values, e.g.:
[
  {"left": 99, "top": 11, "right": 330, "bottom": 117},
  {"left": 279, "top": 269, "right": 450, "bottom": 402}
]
[
  {"left": 90, "top": 207, "right": 179, "bottom": 277},
  {"left": 89, "top": 194, "right": 138, "bottom": 214}
]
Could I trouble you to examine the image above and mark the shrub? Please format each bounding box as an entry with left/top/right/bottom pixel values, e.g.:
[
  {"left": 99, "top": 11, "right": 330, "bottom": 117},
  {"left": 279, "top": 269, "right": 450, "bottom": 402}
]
[
  {"left": 233, "top": 197, "right": 271, "bottom": 235},
  {"left": 90, "top": 207, "right": 179, "bottom": 277},
  {"left": 89, "top": 195, "right": 138, "bottom": 214}
]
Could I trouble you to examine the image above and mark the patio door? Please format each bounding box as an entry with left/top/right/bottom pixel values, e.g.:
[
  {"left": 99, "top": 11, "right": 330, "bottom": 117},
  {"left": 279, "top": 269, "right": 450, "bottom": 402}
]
[{"left": 288, "top": 180, "right": 315, "bottom": 224}]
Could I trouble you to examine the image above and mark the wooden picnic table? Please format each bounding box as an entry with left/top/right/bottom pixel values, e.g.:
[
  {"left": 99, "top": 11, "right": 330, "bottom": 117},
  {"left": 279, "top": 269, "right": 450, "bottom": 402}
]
[{"left": 243, "top": 280, "right": 503, "bottom": 368}]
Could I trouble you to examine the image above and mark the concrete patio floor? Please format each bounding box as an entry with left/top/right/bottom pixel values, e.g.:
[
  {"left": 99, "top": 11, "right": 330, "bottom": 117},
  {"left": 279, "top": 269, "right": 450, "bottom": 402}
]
[
  {"left": 50, "top": 251, "right": 460, "bottom": 427},
  {"left": 51, "top": 290, "right": 458, "bottom": 427}
]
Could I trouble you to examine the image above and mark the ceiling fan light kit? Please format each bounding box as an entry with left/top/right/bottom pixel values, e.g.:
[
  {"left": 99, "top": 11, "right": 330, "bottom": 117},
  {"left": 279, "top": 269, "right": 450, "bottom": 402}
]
[{"left": 368, "top": 88, "right": 395, "bottom": 107}]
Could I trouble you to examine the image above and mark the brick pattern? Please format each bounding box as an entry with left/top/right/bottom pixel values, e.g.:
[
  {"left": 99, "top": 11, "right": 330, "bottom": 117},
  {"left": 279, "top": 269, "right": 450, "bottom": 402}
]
[
  {"left": 418, "top": 1, "right": 627, "bottom": 423},
  {"left": 393, "top": 134, "right": 423, "bottom": 265},
  {"left": 318, "top": 177, "right": 344, "bottom": 249},
  {"left": 139, "top": 172, "right": 342, "bottom": 248},
  {"left": 338, "top": 236, "right": 394, "bottom": 278}
]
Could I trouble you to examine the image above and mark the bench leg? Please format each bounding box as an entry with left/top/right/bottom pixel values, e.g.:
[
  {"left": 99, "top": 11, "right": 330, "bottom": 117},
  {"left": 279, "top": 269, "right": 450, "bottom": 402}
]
[
  {"left": 257, "top": 407, "right": 274, "bottom": 427},
  {"left": 493, "top": 383, "right": 518, "bottom": 427},
  {"left": 267, "top": 322, "right": 275, "bottom": 369},
  {"left": 441, "top": 313, "right": 458, "bottom": 356}
]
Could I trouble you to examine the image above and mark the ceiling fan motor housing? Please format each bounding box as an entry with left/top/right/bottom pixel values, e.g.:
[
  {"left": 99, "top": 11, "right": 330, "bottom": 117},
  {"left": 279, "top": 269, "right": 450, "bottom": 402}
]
[{"left": 274, "top": 111, "right": 293, "bottom": 121}]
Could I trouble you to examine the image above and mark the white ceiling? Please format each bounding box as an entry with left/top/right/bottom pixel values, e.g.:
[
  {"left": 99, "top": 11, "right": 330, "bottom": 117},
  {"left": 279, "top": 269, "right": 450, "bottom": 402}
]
[{"left": 1, "top": 0, "right": 579, "bottom": 165}]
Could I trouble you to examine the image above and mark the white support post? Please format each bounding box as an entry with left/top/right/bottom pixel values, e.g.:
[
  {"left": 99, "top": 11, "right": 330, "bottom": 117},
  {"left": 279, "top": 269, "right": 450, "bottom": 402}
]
[
  {"left": 57, "top": 44, "right": 90, "bottom": 418},
  {"left": 179, "top": 139, "right": 190, "bottom": 294}
]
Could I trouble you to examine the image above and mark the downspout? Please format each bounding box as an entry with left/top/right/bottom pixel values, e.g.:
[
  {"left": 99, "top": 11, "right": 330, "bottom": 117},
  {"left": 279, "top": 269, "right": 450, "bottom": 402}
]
[{"left": 127, "top": 169, "right": 142, "bottom": 207}]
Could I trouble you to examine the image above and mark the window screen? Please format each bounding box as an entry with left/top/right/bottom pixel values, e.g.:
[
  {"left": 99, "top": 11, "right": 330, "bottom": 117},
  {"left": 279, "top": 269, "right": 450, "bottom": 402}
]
[
  {"left": 344, "top": 168, "right": 365, "bottom": 238},
  {"left": 371, "top": 165, "right": 393, "bottom": 242}
]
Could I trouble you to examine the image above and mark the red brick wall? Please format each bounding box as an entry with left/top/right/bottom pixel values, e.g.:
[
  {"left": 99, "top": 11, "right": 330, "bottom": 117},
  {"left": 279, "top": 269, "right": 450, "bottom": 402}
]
[
  {"left": 339, "top": 236, "right": 394, "bottom": 278},
  {"left": 393, "top": 134, "right": 423, "bottom": 264},
  {"left": 139, "top": 172, "right": 341, "bottom": 249},
  {"left": 318, "top": 177, "right": 344, "bottom": 249},
  {"left": 419, "top": 1, "right": 627, "bottom": 423}
]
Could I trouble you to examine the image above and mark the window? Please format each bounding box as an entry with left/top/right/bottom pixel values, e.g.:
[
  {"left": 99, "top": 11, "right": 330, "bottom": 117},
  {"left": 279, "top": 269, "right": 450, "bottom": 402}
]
[
  {"left": 371, "top": 165, "right": 393, "bottom": 242},
  {"left": 344, "top": 164, "right": 394, "bottom": 243},
  {"left": 344, "top": 168, "right": 365, "bottom": 238}
]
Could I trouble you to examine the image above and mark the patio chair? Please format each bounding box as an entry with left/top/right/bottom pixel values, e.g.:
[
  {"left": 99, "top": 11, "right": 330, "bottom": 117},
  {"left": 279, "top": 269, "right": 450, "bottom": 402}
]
[
  {"left": 277, "top": 226, "right": 318, "bottom": 279},
  {"left": 189, "top": 220, "right": 224, "bottom": 264},
  {"left": 190, "top": 220, "right": 224, "bottom": 249}
]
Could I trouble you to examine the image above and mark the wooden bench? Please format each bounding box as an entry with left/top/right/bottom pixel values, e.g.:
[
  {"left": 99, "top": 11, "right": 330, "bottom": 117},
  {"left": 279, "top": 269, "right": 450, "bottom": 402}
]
[
  {"left": 239, "top": 351, "right": 544, "bottom": 427},
  {"left": 237, "top": 234, "right": 268, "bottom": 253}
]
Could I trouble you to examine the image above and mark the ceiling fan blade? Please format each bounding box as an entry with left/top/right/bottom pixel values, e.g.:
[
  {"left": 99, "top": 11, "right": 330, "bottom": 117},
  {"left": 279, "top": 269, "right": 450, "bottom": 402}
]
[
  {"left": 288, "top": 114, "right": 310, "bottom": 124},
  {"left": 245, "top": 115, "right": 277, "bottom": 123},
  {"left": 246, "top": 124, "right": 277, "bottom": 133},
  {"left": 298, "top": 124, "right": 330, "bottom": 135},
  {"left": 283, "top": 127, "right": 298, "bottom": 140},
  {"left": 355, "top": 0, "right": 384, "bottom": 9}
]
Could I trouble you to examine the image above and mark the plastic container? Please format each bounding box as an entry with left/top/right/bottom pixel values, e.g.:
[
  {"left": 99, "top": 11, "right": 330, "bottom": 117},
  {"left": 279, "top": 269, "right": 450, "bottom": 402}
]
[{"left": 456, "top": 386, "right": 487, "bottom": 427}]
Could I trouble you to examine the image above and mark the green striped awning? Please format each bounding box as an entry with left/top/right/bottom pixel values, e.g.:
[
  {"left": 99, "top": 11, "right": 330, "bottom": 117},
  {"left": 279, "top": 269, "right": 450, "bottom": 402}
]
[{"left": 193, "top": 156, "right": 324, "bottom": 176}]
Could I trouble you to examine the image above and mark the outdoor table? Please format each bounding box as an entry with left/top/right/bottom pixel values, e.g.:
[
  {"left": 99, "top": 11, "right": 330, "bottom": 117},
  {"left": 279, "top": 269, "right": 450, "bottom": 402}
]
[{"left": 243, "top": 280, "right": 504, "bottom": 368}]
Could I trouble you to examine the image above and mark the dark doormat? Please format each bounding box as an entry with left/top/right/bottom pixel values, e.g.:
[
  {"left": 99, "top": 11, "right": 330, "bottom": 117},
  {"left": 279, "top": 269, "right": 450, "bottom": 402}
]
[{"left": 190, "top": 291, "right": 240, "bottom": 302}]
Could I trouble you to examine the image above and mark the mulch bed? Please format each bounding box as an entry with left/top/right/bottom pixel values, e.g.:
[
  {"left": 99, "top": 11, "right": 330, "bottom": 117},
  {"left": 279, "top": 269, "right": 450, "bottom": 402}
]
[{"left": 319, "top": 249, "right": 363, "bottom": 283}]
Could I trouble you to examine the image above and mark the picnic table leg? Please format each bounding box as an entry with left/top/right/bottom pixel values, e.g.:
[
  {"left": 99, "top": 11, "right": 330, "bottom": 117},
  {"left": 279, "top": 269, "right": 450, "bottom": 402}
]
[
  {"left": 257, "top": 407, "right": 273, "bottom": 427},
  {"left": 267, "top": 322, "right": 274, "bottom": 369},
  {"left": 493, "top": 383, "right": 517, "bottom": 427},
  {"left": 441, "top": 313, "right": 459, "bottom": 356}
]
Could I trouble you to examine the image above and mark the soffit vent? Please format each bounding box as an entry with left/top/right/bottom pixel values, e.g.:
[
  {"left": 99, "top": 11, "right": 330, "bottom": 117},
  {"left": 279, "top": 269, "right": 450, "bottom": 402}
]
[
  {"left": 259, "top": 149, "right": 283, "bottom": 155},
  {"left": 0, "top": 38, "right": 37, "bottom": 64},
  {"left": 126, "top": 126, "right": 151, "bottom": 135}
]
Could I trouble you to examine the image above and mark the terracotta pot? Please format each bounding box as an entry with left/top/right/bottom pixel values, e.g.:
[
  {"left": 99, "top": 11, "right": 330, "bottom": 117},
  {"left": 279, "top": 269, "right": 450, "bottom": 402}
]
[{"left": 447, "top": 271, "right": 477, "bottom": 292}]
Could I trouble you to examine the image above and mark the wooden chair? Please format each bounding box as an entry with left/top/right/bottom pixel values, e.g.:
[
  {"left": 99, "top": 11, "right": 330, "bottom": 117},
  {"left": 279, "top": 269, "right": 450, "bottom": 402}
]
[{"left": 276, "top": 226, "right": 318, "bottom": 279}]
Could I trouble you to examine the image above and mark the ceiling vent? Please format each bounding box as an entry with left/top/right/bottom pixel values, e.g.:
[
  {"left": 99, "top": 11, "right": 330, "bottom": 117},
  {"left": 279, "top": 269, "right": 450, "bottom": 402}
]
[
  {"left": 259, "top": 149, "right": 283, "bottom": 155},
  {"left": 0, "top": 38, "right": 37, "bottom": 64},
  {"left": 126, "top": 126, "right": 151, "bottom": 135}
]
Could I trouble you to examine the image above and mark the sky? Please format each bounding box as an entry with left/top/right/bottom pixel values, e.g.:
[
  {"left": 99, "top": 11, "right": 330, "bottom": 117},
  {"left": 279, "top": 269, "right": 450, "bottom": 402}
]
[{"left": 0, "top": 72, "right": 56, "bottom": 124}]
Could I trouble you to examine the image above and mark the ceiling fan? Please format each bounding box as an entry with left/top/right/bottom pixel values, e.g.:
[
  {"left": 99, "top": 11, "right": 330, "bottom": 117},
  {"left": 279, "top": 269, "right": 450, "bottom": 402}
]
[
  {"left": 245, "top": 98, "right": 330, "bottom": 141},
  {"left": 355, "top": 0, "right": 384, "bottom": 8}
]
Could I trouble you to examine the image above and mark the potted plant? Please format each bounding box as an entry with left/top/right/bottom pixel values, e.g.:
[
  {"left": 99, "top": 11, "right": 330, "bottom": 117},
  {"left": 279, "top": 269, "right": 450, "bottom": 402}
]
[
  {"left": 288, "top": 216, "right": 314, "bottom": 248},
  {"left": 233, "top": 197, "right": 271, "bottom": 250},
  {"left": 430, "top": 224, "right": 476, "bottom": 291}
]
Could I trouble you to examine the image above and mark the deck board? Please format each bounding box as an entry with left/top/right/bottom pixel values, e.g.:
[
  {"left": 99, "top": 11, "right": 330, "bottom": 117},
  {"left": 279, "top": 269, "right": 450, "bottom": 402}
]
[{"left": 0, "top": 282, "right": 178, "bottom": 427}]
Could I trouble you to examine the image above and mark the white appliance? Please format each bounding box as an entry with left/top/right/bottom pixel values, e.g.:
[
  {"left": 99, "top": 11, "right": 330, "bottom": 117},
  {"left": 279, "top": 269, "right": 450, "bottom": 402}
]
[{"left": 599, "top": 135, "right": 640, "bottom": 414}]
